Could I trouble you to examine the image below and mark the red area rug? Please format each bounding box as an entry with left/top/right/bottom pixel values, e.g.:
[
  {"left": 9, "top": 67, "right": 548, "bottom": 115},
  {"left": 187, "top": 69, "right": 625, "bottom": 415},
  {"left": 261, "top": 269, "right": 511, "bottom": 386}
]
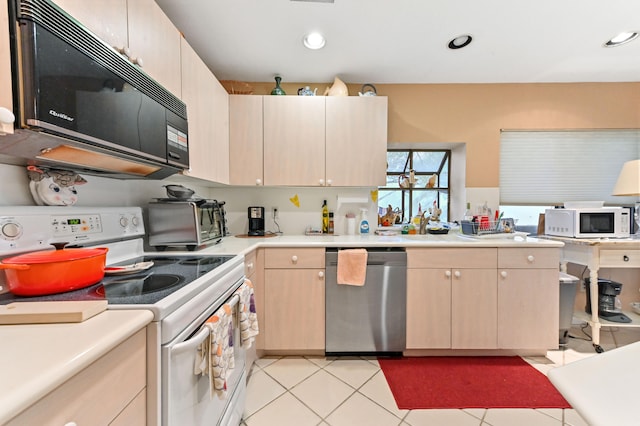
[{"left": 378, "top": 356, "right": 570, "bottom": 409}]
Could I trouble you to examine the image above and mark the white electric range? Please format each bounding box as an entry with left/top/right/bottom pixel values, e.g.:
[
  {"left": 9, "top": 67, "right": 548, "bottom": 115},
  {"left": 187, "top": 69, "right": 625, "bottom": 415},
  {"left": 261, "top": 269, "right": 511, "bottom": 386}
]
[{"left": 0, "top": 206, "right": 247, "bottom": 426}]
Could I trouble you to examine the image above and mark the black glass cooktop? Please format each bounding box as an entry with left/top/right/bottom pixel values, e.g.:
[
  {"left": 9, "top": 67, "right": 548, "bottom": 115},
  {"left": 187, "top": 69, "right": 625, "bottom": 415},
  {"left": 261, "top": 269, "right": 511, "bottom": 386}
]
[{"left": 0, "top": 255, "right": 233, "bottom": 305}]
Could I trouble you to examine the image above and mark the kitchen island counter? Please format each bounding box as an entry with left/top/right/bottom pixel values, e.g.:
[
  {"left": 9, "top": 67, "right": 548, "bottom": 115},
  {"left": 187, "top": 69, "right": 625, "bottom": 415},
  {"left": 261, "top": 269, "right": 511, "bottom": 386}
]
[{"left": 0, "top": 310, "right": 153, "bottom": 424}]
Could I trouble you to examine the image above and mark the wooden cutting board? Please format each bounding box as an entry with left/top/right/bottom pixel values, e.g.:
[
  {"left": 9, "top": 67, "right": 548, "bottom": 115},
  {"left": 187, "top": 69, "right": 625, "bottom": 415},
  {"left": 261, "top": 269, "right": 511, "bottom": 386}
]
[{"left": 0, "top": 300, "right": 108, "bottom": 325}]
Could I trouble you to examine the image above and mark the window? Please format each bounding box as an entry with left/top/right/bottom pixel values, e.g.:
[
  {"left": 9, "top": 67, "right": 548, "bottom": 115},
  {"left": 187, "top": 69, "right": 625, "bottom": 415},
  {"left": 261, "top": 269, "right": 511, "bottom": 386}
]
[
  {"left": 378, "top": 149, "right": 451, "bottom": 223},
  {"left": 499, "top": 129, "right": 639, "bottom": 233},
  {"left": 500, "top": 130, "right": 639, "bottom": 205}
]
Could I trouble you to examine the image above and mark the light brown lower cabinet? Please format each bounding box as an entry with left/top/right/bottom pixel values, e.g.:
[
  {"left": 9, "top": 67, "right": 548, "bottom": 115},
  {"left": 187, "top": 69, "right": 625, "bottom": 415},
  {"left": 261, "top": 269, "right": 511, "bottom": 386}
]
[
  {"left": 406, "top": 248, "right": 497, "bottom": 349},
  {"left": 8, "top": 328, "right": 147, "bottom": 425},
  {"left": 406, "top": 247, "right": 559, "bottom": 351},
  {"left": 263, "top": 248, "right": 325, "bottom": 351},
  {"left": 497, "top": 248, "right": 560, "bottom": 349},
  {"left": 451, "top": 268, "right": 498, "bottom": 349}
]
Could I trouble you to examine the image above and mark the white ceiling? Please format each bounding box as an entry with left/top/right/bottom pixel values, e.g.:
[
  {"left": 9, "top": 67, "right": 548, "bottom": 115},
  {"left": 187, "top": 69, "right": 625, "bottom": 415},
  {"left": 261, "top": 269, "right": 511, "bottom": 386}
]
[{"left": 155, "top": 0, "right": 640, "bottom": 84}]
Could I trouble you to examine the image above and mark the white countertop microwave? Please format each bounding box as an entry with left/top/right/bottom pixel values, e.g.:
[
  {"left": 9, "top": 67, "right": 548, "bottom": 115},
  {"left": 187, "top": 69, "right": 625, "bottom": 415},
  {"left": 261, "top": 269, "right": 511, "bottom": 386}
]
[{"left": 544, "top": 207, "right": 631, "bottom": 238}]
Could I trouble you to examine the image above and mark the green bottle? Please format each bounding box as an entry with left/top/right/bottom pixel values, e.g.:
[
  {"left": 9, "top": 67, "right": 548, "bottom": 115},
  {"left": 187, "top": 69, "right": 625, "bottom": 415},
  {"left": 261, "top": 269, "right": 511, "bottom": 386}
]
[{"left": 271, "top": 76, "right": 286, "bottom": 95}]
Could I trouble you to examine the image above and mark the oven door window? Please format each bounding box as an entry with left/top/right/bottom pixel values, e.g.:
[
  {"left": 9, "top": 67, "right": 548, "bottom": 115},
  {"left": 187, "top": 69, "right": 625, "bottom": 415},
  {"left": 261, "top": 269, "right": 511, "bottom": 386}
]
[{"left": 580, "top": 212, "right": 614, "bottom": 234}]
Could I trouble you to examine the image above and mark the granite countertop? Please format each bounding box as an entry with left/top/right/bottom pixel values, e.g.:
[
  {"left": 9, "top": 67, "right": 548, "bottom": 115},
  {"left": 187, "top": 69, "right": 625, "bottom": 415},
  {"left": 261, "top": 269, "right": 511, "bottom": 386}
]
[{"left": 0, "top": 310, "right": 153, "bottom": 424}]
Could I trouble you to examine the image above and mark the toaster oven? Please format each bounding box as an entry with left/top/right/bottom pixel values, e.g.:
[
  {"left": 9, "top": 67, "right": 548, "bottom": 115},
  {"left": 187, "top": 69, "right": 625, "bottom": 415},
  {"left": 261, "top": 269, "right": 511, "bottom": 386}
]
[{"left": 148, "top": 199, "right": 227, "bottom": 250}]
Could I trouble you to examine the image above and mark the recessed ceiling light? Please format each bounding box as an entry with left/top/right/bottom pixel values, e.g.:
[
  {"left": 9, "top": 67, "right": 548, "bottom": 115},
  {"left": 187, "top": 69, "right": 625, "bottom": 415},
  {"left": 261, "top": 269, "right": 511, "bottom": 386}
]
[
  {"left": 604, "top": 31, "right": 639, "bottom": 47},
  {"left": 448, "top": 34, "right": 473, "bottom": 50},
  {"left": 303, "top": 32, "right": 326, "bottom": 50}
]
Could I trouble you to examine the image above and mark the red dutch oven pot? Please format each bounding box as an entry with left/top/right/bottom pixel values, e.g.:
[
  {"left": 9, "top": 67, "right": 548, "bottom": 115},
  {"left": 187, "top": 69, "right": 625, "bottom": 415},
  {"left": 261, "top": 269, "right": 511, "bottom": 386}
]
[{"left": 0, "top": 243, "right": 108, "bottom": 296}]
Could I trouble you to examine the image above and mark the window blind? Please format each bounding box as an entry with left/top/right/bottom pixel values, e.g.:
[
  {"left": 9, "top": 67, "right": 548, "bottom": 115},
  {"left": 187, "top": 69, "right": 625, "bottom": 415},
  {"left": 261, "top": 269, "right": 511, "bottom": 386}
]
[{"left": 500, "top": 130, "right": 640, "bottom": 205}]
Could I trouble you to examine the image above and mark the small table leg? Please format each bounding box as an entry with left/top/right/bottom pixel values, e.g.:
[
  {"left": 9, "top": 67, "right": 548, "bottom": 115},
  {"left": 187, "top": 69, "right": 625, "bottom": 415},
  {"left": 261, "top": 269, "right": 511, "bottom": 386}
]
[{"left": 588, "top": 268, "right": 602, "bottom": 352}]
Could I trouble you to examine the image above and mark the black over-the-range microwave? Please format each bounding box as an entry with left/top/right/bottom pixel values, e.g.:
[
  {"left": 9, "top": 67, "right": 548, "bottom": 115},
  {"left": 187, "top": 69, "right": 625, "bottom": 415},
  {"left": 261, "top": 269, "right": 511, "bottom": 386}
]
[{"left": 2, "top": 0, "right": 188, "bottom": 179}]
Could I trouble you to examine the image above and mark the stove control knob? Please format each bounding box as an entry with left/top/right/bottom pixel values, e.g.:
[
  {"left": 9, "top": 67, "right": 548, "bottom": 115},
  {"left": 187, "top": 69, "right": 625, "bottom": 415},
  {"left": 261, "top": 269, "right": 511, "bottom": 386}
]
[
  {"left": 1, "top": 221, "right": 22, "bottom": 240},
  {"left": 131, "top": 216, "right": 140, "bottom": 227},
  {"left": 119, "top": 216, "right": 129, "bottom": 228}
]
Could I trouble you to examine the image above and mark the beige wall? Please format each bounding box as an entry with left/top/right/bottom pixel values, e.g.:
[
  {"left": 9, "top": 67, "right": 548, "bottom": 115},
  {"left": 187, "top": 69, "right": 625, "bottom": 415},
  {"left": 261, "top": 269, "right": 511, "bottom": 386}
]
[{"left": 247, "top": 81, "right": 640, "bottom": 188}]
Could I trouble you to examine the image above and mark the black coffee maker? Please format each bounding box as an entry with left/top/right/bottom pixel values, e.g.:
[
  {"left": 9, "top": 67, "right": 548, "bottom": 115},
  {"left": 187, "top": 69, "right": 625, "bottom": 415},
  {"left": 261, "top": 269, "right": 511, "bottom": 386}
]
[
  {"left": 585, "top": 278, "right": 631, "bottom": 323},
  {"left": 248, "top": 206, "right": 265, "bottom": 236}
]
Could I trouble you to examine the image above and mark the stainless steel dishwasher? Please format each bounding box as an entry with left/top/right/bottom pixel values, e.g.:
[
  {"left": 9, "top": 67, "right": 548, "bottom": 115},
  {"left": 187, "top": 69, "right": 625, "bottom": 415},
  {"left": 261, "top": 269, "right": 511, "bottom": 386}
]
[{"left": 325, "top": 247, "right": 407, "bottom": 355}]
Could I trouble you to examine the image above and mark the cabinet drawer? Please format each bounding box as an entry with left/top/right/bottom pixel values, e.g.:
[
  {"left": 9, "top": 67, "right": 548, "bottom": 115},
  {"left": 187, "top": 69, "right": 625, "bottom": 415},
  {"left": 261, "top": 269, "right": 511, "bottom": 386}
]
[
  {"left": 407, "top": 248, "right": 496, "bottom": 269},
  {"left": 8, "top": 329, "right": 146, "bottom": 425},
  {"left": 265, "top": 248, "right": 325, "bottom": 269},
  {"left": 599, "top": 249, "right": 640, "bottom": 268},
  {"left": 498, "top": 248, "right": 559, "bottom": 269},
  {"left": 111, "top": 389, "right": 146, "bottom": 426},
  {"left": 245, "top": 250, "right": 257, "bottom": 277}
]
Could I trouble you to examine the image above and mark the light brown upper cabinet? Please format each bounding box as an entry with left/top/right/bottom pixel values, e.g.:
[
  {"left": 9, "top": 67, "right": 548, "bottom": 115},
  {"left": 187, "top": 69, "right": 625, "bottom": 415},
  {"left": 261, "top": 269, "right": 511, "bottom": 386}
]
[
  {"left": 180, "top": 38, "right": 229, "bottom": 183},
  {"left": 229, "top": 95, "right": 264, "bottom": 186},
  {"left": 52, "top": 0, "right": 181, "bottom": 98},
  {"left": 263, "top": 96, "right": 326, "bottom": 186},
  {"left": 230, "top": 95, "right": 388, "bottom": 187},
  {"left": 325, "top": 96, "right": 388, "bottom": 186}
]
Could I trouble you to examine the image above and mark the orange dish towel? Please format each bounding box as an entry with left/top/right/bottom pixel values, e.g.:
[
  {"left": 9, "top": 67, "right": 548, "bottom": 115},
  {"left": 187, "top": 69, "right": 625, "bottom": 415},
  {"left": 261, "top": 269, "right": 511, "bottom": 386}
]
[{"left": 337, "top": 249, "right": 368, "bottom": 286}]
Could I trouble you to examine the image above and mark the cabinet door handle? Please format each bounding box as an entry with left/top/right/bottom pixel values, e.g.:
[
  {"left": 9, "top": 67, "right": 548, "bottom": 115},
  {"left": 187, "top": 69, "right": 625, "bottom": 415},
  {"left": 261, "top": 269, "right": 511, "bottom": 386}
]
[
  {"left": 318, "top": 271, "right": 324, "bottom": 278},
  {"left": 453, "top": 270, "right": 461, "bottom": 278},
  {"left": 114, "top": 45, "right": 131, "bottom": 58},
  {"left": 0, "top": 106, "right": 15, "bottom": 124},
  {"left": 247, "top": 262, "right": 254, "bottom": 272},
  {"left": 318, "top": 178, "right": 325, "bottom": 186},
  {"left": 623, "top": 255, "right": 629, "bottom": 262},
  {"left": 291, "top": 255, "right": 298, "bottom": 264},
  {"left": 256, "top": 178, "right": 262, "bottom": 185},
  {"left": 445, "top": 270, "right": 452, "bottom": 278},
  {"left": 64, "top": 423, "right": 78, "bottom": 426},
  {"left": 326, "top": 179, "right": 333, "bottom": 186},
  {"left": 501, "top": 270, "right": 508, "bottom": 278},
  {"left": 527, "top": 255, "right": 535, "bottom": 263},
  {"left": 0, "top": 107, "right": 15, "bottom": 136},
  {"left": 131, "top": 56, "right": 144, "bottom": 67}
]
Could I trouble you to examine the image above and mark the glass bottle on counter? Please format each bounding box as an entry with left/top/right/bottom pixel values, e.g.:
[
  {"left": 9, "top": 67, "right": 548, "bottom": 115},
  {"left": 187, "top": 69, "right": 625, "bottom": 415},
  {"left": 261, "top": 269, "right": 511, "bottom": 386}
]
[
  {"left": 463, "top": 202, "right": 473, "bottom": 221},
  {"left": 328, "top": 212, "right": 334, "bottom": 234},
  {"left": 322, "top": 200, "right": 329, "bottom": 233}
]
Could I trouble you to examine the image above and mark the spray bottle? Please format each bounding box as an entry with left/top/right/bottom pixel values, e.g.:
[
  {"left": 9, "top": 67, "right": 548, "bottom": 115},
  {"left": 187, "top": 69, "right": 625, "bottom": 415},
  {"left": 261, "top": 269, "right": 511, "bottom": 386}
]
[{"left": 359, "top": 208, "right": 369, "bottom": 234}]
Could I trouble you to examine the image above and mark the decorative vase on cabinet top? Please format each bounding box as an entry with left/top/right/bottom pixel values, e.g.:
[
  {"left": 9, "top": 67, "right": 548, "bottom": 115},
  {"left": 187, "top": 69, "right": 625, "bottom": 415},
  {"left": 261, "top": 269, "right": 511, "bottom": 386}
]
[
  {"left": 271, "top": 76, "right": 286, "bottom": 95},
  {"left": 323, "top": 76, "right": 348, "bottom": 96}
]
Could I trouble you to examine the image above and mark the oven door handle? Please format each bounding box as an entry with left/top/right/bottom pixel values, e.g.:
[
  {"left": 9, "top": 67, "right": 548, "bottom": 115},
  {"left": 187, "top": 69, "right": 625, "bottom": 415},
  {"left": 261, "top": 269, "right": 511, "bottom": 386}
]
[
  {"left": 171, "top": 327, "right": 210, "bottom": 356},
  {"left": 170, "top": 294, "right": 241, "bottom": 356}
]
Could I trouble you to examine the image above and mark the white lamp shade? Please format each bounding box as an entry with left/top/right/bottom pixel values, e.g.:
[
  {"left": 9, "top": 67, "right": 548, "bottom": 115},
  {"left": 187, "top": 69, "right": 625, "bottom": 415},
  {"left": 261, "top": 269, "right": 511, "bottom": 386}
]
[{"left": 612, "top": 159, "right": 640, "bottom": 196}]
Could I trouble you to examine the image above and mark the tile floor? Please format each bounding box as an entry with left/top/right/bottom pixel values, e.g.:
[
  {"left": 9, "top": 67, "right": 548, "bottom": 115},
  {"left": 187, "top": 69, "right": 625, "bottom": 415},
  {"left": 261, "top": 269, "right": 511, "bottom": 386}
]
[{"left": 241, "top": 323, "right": 640, "bottom": 426}]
